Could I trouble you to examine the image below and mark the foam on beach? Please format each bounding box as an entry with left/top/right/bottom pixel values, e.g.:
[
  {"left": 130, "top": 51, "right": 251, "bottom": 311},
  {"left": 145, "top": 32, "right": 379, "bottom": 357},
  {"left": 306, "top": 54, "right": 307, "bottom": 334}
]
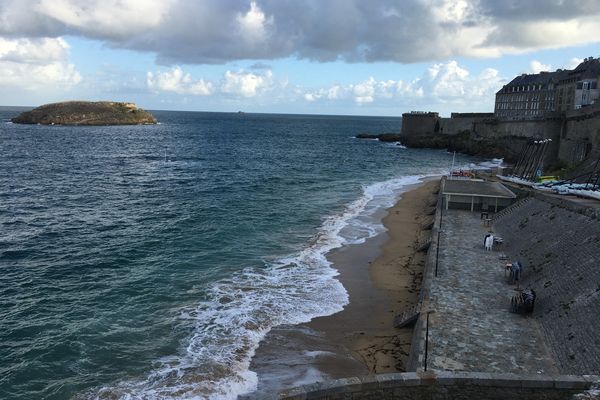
[
  {"left": 92, "top": 161, "right": 501, "bottom": 399},
  {"left": 89, "top": 173, "right": 439, "bottom": 399}
]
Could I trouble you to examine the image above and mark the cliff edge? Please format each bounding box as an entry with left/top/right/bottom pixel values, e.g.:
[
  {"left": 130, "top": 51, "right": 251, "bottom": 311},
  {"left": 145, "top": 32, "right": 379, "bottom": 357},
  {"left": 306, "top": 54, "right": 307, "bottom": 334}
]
[{"left": 11, "top": 101, "right": 157, "bottom": 125}]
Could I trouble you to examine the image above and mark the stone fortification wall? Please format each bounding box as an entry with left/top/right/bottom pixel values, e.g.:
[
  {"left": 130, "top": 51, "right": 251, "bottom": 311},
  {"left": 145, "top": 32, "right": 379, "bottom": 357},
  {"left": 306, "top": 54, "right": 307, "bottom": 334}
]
[
  {"left": 440, "top": 113, "right": 496, "bottom": 136},
  {"left": 451, "top": 113, "right": 495, "bottom": 118},
  {"left": 402, "top": 112, "right": 562, "bottom": 142},
  {"left": 400, "top": 113, "right": 561, "bottom": 163},
  {"left": 400, "top": 109, "right": 600, "bottom": 167},
  {"left": 493, "top": 194, "right": 600, "bottom": 374},
  {"left": 276, "top": 371, "right": 599, "bottom": 400},
  {"left": 473, "top": 118, "right": 562, "bottom": 162},
  {"left": 560, "top": 104, "right": 600, "bottom": 165},
  {"left": 401, "top": 112, "right": 495, "bottom": 137},
  {"left": 473, "top": 118, "right": 562, "bottom": 141},
  {"left": 401, "top": 112, "right": 439, "bottom": 135},
  {"left": 438, "top": 116, "right": 476, "bottom": 135}
]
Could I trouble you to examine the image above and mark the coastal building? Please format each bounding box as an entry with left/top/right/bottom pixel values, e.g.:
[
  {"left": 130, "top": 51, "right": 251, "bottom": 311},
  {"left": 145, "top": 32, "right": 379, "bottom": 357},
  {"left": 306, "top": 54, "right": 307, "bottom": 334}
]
[
  {"left": 494, "top": 57, "right": 600, "bottom": 119},
  {"left": 441, "top": 179, "right": 516, "bottom": 212},
  {"left": 494, "top": 71, "right": 563, "bottom": 118},
  {"left": 571, "top": 58, "right": 600, "bottom": 109},
  {"left": 400, "top": 56, "right": 600, "bottom": 170}
]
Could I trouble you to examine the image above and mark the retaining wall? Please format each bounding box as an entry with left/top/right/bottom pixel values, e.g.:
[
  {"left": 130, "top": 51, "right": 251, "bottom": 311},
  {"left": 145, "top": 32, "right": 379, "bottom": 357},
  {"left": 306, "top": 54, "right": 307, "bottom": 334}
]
[
  {"left": 406, "top": 177, "right": 445, "bottom": 371},
  {"left": 277, "top": 371, "right": 600, "bottom": 400},
  {"left": 493, "top": 193, "right": 600, "bottom": 374}
]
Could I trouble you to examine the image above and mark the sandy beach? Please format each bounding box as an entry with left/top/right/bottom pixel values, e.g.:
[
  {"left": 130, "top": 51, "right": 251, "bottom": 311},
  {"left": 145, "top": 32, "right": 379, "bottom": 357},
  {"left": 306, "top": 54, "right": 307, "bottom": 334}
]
[
  {"left": 250, "top": 178, "right": 440, "bottom": 394},
  {"left": 310, "top": 178, "right": 440, "bottom": 374}
]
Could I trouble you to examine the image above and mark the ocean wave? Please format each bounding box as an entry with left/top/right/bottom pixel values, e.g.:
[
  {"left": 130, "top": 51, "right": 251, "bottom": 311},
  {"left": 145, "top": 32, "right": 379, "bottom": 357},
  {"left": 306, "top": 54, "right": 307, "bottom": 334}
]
[{"left": 89, "top": 173, "right": 437, "bottom": 399}]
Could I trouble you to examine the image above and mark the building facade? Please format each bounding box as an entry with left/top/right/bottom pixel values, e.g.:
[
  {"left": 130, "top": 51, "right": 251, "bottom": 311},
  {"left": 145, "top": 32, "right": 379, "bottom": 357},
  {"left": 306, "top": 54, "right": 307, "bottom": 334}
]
[{"left": 494, "top": 57, "right": 600, "bottom": 119}]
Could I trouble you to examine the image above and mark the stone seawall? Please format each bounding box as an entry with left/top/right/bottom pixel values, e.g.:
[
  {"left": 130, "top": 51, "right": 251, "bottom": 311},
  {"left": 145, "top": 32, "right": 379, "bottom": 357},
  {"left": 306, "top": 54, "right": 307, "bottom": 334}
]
[
  {"left": 493, "top": 193, "right": 600, "bottom": 375},
  {"left": 277, "top": 371, "right": 599, "bottom": 400},
  {"left": 406, "top": 181, "right": 444, "bottom": 371},
  {"left": 267, "top": 181, "right": 600, "bottom": 399},
  {"left": 561, "top": 106, "right": 600, "bottom": 166}
]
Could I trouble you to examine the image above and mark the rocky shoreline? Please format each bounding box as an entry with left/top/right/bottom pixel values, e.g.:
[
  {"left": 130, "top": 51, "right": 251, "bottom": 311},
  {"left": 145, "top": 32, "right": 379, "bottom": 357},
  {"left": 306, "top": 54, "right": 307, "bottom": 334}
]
[{"left": 355, "top": 131, "right": 508, "bottom": 159}]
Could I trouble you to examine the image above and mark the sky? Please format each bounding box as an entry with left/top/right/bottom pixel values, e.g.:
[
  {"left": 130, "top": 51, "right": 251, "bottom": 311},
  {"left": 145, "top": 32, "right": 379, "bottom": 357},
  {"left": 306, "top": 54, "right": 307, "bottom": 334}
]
[{"left": 1, "top": 0, "right": 600, "bottom": 116}]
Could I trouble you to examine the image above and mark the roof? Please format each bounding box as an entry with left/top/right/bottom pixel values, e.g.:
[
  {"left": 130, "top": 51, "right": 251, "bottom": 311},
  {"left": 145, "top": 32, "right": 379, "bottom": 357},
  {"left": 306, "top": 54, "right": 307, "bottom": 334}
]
[
  {"left": 442, "top": 179, "right": 516, "bottom": 199},
  {"left": 571, "top": 58, "right": 600, "bottom": 79},
  {"left": 496, "top": 58, "right": 600, "bottom": 94}
]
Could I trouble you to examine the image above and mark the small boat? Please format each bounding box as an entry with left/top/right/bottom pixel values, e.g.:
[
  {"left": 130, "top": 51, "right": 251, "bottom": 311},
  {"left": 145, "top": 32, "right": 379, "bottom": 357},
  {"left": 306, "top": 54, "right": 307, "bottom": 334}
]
[
  {"left": 538, "top": 175, "right": 559, "bottom": 183},
  {"left": 451, "top": 170, "right": 475, "bottom": 178}
]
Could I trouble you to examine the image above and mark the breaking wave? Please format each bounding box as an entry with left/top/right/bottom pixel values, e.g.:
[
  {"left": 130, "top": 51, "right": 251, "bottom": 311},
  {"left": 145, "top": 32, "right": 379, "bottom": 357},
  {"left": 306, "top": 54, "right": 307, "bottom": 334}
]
[{"left": 90, "top": 174, "right": 433, "bottom": 399}]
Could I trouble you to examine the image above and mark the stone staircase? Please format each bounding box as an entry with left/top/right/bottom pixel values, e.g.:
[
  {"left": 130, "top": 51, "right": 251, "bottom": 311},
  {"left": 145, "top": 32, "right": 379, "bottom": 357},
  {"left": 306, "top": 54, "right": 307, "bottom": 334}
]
[{"left": 393, "top": 303, "right": 421, "bottom": 328}]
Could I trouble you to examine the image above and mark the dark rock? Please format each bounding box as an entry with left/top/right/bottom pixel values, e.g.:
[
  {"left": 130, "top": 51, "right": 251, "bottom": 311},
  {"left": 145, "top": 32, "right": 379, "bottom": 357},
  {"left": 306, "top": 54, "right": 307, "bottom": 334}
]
[
  {"left": 355, "top": 132, "right": 403, "bottom": 142},
  {"left": 422, "top": 222, "right": 434, "bottom": 230},
  {"left": 355, "top": 133, "right": 381, "bottom": 139},
  {"left": 378, "top": 133, "right": 403, "bottom": 142},
  {"left": 417, "top": 241, "right": 431, "bottom": 252},
  {"left": 11, "top": 101, "right": 157, "bottom": 125},
  {"left": 398, "top": 131, "right": 510, "bottom": 160}
]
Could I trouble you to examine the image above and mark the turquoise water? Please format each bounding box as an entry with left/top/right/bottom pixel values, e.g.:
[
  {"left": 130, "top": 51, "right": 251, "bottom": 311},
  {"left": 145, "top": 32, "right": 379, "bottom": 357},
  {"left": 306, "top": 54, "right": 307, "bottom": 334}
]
[{"left": 0, "top": 110, "right": 477, "bottom": 399}]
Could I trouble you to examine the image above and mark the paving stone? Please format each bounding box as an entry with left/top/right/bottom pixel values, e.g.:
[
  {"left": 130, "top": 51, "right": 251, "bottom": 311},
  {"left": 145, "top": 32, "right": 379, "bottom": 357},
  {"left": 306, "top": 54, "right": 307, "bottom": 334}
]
[
  {"left": 427, "top": 209, "right": 558, "bottom": 374},
  {"left": 494, "top": 196, "right": 600, "bottom": 375}
]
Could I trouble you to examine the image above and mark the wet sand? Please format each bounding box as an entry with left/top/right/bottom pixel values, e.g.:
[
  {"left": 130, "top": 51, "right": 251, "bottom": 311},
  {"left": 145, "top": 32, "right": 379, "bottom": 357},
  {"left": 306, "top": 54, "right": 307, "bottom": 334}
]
[{"left": 249, "top": 178, "right": 440, "bottom": 395}]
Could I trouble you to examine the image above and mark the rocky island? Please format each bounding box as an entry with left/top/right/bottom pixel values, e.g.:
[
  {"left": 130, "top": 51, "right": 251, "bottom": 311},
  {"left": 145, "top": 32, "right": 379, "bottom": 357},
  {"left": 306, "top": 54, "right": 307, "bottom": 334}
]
[{"left": 11, "top": 101, "right": 157, "bottom": 125}]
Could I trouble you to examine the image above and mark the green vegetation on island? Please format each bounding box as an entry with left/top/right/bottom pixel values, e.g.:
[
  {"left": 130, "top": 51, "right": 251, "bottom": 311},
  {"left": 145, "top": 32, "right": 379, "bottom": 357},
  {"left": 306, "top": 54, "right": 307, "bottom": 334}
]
[{"left": 11, "top": 101, "right": 157, "bottom": 125}]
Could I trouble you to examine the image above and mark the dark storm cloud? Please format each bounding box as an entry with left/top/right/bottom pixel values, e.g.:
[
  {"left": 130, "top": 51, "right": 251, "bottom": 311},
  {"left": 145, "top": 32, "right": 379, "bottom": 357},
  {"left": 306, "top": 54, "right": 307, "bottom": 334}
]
[
  {"left": 249, "top": 62, "right": 272, "bottom": 70},
  {"left": 477, "top": 0, "right": 600, "bottom": 21},
  {"left": 1, "top": 0, "right": 600, "bottom": 65}
]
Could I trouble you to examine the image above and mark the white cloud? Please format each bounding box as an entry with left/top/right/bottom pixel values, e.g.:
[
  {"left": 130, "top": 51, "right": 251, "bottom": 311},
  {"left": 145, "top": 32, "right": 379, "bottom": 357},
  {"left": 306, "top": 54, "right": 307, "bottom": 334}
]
[
  {"left": 236, "top": 1, "right": 271, "bottom": 44},
  {"left": 304, "top": 93, "right": 316, "bottom": 102},
  {"left": 529, "top": 60, "right": 552, "bottom": 74},
  {"left": 33, "top": 0, "right": 173, "bottom": 39},
  {"left": 425, "top": 61, "right": 470, "bottom": 98},
  {"left": 144, "top": 61, "right": 503, "bottom": 115},
  {"left": 301, "top": 61, "right": 504, "bottom": 109},
  {"left": 146, "top": 68, "right": 276, "bottom": 98},
  {"left": 147, "top": 67, "right": 213, "bottom": 95},
  {"left": 353, "top": 77, "right": 376, "bottom": 104},
  {"left": 0, "top": 37, "right": 81, "bottom": 90},
  {"left": 0, "top": 37, "right": 68, "bottom": 63},
  {"left": 412, "top": 62, "right": 504, "bottom": 104},
  {"left": 482, "top": 17, "right": 600, "bottom": 54},
  {"left": 220, "top": 70, "right": 273, "bottom": 97},
  {"left": 565, "top": 57, "right": 584, "bottom": 70}
]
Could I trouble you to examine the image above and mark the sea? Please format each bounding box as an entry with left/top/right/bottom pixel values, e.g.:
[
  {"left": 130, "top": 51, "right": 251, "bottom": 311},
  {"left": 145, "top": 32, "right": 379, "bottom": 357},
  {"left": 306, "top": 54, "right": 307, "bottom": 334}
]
[{"left": 0, "top": 109, "right": 489, "bottom": 399}]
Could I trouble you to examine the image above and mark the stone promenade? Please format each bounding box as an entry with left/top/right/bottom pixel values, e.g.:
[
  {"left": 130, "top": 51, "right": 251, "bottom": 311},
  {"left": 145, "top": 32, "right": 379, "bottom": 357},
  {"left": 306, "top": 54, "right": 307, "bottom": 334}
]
[{"left": 426, "top": 210, "right": 558, "bottom": 374}]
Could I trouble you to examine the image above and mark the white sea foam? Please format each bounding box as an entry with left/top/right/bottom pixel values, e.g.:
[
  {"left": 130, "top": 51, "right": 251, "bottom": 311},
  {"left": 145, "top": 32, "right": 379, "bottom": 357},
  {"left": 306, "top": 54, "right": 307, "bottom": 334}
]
[
  {"left": 466, "top": 158, "right": 505, "bottom": 170},
  {"left": 384, "top": 142, "right": 407, "bottom": 149},
  {"left": 90, "top": 170, "right": 460, "bottom": 399}
]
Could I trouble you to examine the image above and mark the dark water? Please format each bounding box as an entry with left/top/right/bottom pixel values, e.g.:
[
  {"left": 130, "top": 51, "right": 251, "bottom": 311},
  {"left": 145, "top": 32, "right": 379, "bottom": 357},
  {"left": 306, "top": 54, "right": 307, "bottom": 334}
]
[{"left": 0, "top": 110, "right": 476, "bottom": 399}]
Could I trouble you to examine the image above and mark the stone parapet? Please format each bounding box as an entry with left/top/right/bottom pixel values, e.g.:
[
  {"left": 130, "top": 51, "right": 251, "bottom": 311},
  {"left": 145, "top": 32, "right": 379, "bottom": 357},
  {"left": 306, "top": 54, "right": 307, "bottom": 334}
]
[
  {"left": 270, "top": 371, "right": 600, "bottom": 400},
  {"left": 406, "top": 177, "right": 445, "bottom": 371}
]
